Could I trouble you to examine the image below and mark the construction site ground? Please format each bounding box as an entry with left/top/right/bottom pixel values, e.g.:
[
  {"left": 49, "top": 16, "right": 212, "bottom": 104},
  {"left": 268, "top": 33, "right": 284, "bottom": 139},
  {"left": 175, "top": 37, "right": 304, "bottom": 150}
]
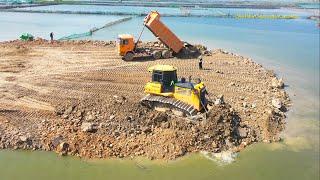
[{"left": 0, "top": 39, "right": 290, "bottom": 160}]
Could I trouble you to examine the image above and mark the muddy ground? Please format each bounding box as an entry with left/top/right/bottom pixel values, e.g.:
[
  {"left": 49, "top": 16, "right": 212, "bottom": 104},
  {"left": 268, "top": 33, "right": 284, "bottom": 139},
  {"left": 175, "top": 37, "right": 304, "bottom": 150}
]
[{"left": 0, "top": 39, "right": 290, "bottom": 160}]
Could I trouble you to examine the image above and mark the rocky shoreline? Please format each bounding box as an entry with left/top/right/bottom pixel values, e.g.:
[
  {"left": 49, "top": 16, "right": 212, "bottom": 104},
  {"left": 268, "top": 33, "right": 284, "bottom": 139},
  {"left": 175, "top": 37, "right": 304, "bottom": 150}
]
[{"left": 0, "top": 39, "right": 290, "bottom": 160}]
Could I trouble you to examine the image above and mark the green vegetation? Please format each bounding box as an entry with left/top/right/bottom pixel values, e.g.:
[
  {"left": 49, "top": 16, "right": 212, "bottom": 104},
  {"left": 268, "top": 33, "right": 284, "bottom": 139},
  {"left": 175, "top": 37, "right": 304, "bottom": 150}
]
[{"left": 20, "top": 33, "right": 34, "bottom": 41}]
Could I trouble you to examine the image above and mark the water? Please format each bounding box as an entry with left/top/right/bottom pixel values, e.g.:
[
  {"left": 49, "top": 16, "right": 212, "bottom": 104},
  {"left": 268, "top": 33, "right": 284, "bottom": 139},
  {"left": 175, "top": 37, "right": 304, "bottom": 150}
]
[
  {"left": 15, "top": 4, "right": 313, "bottom": 17},
  {"left": 0, "top": 7, "right": 319, "bottom": 180},
  {"left": 0, "top": 142, "right": 318, "bottom": 180},
  {"left": 0, "top": 12, "right": 124, "bottom": 40}
]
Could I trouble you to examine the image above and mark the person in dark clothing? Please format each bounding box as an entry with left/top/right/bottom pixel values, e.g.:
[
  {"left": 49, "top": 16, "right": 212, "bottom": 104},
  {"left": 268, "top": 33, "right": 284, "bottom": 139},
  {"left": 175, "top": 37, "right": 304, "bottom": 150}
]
[
  {"left": 198, "top": 56, "right": 203, "bottom": 70},
  {"left": 50, "top": 32, "right": 54, "bottom": 41}
]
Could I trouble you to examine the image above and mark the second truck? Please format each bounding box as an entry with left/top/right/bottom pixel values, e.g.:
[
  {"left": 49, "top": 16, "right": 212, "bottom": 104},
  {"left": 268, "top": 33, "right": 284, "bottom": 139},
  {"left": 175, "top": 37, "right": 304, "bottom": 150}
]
[{"left": 117, "top": 11, "right": 195, "bottom": 61}]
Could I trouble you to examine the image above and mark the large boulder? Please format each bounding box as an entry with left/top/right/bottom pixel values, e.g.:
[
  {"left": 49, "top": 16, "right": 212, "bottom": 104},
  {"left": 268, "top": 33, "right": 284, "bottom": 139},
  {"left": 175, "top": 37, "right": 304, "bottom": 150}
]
[
  {"left": 271, "top": 77, "right": 284, "bottom": 88},
  {"left": 56, "top": 142, "right": 69, "bottom": 156},
  {"left": 81, "top": 122, "right": 98, "bottom": 132},
  {"left": 237, "top": 127, "right": 248, "bottom": 138},
  {"left": 272, "top": 98, "right": 282, "bottom": 109}
]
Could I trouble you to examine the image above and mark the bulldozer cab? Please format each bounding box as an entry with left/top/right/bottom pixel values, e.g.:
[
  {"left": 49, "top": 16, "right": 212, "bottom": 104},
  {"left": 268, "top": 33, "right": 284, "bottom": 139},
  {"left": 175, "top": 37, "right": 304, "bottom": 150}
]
[
  {"left": 144, "top": 64, "right": 208, "bottom": 114},
  {"left": 117, "top": 34, "right": 135, "bottom": 56},
  {"left": 148, "top": 65, "right": 177, "bottom": 93}
]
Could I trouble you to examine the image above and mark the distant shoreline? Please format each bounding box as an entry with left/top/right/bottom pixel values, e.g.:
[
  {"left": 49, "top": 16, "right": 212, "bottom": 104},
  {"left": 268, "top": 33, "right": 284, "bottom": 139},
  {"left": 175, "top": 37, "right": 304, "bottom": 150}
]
[
  {"left": 2, "top": 9, "right": 300, "bottom": 19},
  {"left": 2, "top": 0, "right": 318, "bottom": 10}
]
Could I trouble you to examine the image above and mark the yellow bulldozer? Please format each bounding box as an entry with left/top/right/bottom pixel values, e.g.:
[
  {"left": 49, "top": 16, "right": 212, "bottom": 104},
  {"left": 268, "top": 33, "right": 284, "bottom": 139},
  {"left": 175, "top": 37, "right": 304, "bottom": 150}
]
[{"left": 141, "top": 65, "right": 208, "bottom": 116}]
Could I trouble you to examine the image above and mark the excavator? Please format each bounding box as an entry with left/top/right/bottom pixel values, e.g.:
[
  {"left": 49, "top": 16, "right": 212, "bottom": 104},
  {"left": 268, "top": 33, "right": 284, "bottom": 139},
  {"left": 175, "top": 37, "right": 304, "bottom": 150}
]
[
  {"left": 141, "top": 64, "right": 209, "bottom": 116},
  {"left": 117, "top": 11, "right": 197, "bottom": 61}
]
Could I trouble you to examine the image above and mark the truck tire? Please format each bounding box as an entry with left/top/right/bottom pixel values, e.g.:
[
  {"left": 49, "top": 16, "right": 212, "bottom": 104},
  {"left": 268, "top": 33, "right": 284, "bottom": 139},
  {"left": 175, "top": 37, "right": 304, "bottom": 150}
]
[
  {"left": 152, "top": 51, "right": 161, "bottom": 59},
  {"left": 161, "top": 50, "right": 171, "bottom": 59},
  {"left": 124, "top": 52, "right": 134, "bottom": 61}
]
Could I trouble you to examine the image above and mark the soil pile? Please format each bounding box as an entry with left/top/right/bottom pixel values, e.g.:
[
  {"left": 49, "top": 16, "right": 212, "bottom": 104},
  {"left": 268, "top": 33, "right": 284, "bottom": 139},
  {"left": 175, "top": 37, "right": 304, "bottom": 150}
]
[{"left": 0, "top": 39, "right": 290, "bottom": 160}]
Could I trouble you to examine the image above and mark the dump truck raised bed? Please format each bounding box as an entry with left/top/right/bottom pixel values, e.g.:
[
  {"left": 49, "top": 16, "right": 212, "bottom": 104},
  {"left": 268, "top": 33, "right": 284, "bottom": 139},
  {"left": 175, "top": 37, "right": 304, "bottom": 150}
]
[
  {"left": 117, "top": 11, "right": 192, "bottom": 61},
  {"left": 143, "top": 11, "right": 184, "bottom": 54}
]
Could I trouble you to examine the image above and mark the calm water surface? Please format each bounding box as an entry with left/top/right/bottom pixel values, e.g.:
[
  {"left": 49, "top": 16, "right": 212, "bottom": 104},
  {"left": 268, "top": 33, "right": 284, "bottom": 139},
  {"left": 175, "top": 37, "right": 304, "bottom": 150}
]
[
  {"left": 0, "top": 12, "right": 123, "bottom": 40},
  {"left": 16, "top": 4, "right": 314, "bottom": 17},
  {"left": 0, "top": 7, "right": 319, "bottom": 180}
]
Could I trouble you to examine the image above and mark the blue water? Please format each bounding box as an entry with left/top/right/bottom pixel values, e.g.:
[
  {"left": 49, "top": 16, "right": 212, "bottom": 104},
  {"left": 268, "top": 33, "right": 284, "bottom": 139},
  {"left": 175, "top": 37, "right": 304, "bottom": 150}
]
[
  {"left": 16, "top": 4, "right": 313, "bottom": 17},
  {"left": 0, "top": 12, "right": 123, "bottom": 40},
  {"left": 297, "top": 3, "right": 320, "bottom": 9}
]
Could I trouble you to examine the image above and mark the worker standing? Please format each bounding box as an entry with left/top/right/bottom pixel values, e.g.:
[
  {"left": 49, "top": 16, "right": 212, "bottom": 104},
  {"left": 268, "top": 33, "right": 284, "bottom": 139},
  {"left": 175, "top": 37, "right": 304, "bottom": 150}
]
[
  {"left": 198, "top": 56, "right": 203, "bottom": 70},
  {"left": 50, "top": 32, "right": 54, "bottom": 42}
]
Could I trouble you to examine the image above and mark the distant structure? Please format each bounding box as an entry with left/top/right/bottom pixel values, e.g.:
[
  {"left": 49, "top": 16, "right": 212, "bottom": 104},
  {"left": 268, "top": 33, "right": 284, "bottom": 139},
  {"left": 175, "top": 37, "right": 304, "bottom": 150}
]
[{"left": 180, "top": 6, "right": 191, "bottom": 16}]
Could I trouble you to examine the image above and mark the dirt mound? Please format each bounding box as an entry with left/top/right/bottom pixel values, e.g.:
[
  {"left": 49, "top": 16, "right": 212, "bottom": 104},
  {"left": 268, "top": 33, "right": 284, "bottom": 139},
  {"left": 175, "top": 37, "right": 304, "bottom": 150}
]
[
  {"left": 49, "top": 96, "right": 245, "bottom": 159},
  {"left": 0, "top": 40, "right": 290, "bottom": 160}
]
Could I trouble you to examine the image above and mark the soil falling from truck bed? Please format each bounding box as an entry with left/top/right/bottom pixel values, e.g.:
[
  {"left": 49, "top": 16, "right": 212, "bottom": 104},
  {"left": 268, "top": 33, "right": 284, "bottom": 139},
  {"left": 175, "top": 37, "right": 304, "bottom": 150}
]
[{"left": 0, "top": 39, "right": 290, "bottom": 160}]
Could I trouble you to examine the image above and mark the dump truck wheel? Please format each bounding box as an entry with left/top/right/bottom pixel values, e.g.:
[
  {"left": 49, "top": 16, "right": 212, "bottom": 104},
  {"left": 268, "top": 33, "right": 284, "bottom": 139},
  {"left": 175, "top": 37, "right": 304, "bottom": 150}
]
[
  {"left": 161, "top": 50, "right": 171, "bottom": 59},
  {"left": 124, "top": 52, "right": 134, "bottom": 61},
  {"left": 152, "top": 51, "right": 161, "bottom": 59}
]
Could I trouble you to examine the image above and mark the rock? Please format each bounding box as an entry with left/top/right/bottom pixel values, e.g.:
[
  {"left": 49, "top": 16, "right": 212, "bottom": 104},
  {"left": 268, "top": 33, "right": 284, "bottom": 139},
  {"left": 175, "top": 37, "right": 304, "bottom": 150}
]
[
  {"left": 214, "top": 99, "right": 222, "bottom": 105},
  {"left": 152, "top": 113, "right": 168, "bottom": 122},
  {"left": 161, "top": 122, "right": 170, "bottom": 129},
  {"left": 215, "top": 94, "right": 224, "bottom": 105},
  {"left": 224, "top": 129, "right": 230, "bottom": 136},
  {"left": 154, "top": 106, "right": 169, "bottom": 112},
  {"left": 113, "top": 131, "right": 120, "bottom": 137},
  {"left": 81, "top": 122, "right": 97, "bottom": 132},
  {"left": 109, "top": 115, "right": 115, "bottom": 120},
  {"left": 64, "top": 106, "right": 74, "bottom": 115},
  {"left": 267, "top": 108, "right": 275, "bottom": 115},
  {"left": 204, "top": 134, "right": 210, "bottom": 140},
  {"left": 278, "top": 78, "right": 284, "bottom": 88},
  {"left": 19, "top": 136, "right": 28, "bottom": 142},
  {"left": 142, "top": 127, "right": 152, "bottom": 134},
  {"left": 51, "top": 135, "right": 63, "bottom": 147},
  {"left": 251, "top": 103, "right": 256, "bottom": 108},
  {"left": 243, "top": 102, "right": 248, "bottom": 108},
  {"left": 113, "top": 95, "right": 126, "bottom": 103},
  {"left": 85, "top": 114, "right": 95, "bottom": 121},
  {"left": 212, "top": 141, "right": 217, "bottom": 148},
  {"left": 238, "top": 127, "right": 248, "bottom": 138},
  {"left": 272, "top": 98, "right": 282, "bottom": 109},
  {"left": 125, "top": 116, "right": 133, "bottom": 122},
  {"left": 263, "top": 139, "right": 271, "bottom": 143},
  {"left": 207, "top": 104, "right": 214, "bottom": 110},
  {"left": 56, "top": 142, "right": 69, "bottom": 156},
  {"left": 271, "top": 77, "right": 284, "bottom": 88},
  {"left": 225, "top": 139, "right": 233, "bottom": 148},
  {"left": 76, "top": 111, "right": 83, "bottom": 118},
  {"left": 172, "top": 109, "right": 185, "bottom": 117}
]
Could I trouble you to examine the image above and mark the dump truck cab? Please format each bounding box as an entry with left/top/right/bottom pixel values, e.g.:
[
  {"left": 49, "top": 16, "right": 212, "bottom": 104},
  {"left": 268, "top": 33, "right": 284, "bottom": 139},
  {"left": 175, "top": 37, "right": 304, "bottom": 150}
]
[
  {"left": 117, "top": 34, "right": 135, "bottom": 58},
  {"left": 144, "top": 65, "right": 207, "bottom": 112}
]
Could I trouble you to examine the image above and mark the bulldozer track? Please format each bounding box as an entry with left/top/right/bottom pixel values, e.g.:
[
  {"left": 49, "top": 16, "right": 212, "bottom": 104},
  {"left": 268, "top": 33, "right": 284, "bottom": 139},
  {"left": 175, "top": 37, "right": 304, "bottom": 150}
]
[{"left": 141, "top": 94, "right": 197, "bottom": 116}]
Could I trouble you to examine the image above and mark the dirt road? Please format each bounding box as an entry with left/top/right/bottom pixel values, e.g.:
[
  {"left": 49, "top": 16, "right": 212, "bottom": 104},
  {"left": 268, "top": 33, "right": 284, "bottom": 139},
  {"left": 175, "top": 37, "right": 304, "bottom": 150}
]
[{"left": 0, "top": 39, "right": 290, "bottom": 160}]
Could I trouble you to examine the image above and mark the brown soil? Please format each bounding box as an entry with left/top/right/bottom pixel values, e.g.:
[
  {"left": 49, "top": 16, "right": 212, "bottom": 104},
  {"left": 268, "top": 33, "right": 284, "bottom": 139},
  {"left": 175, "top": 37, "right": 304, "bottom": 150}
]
[{"left": 0, "top": 39, "right": 290, "bottom": 160}]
